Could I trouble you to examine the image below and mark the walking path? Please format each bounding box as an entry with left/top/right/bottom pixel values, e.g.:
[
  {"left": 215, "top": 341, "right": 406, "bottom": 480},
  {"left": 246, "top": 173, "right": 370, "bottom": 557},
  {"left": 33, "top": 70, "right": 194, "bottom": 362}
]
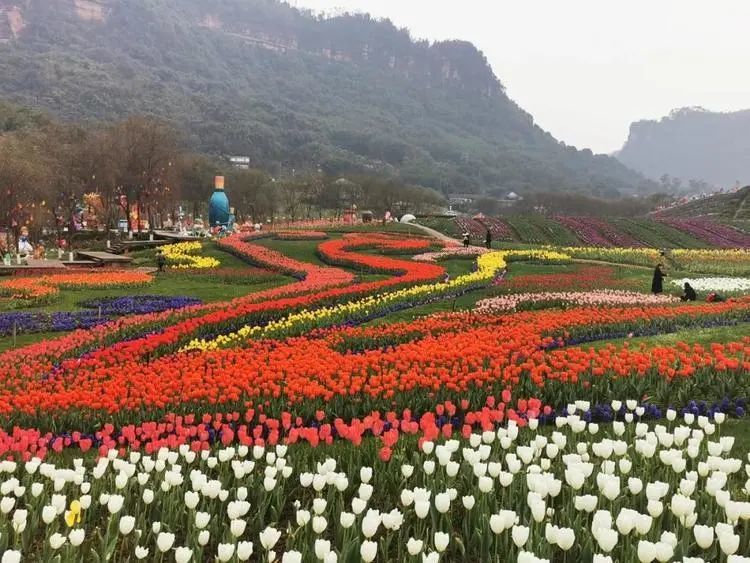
[{"left": 411, "top": 223, "right": 460, "bottom": 245}]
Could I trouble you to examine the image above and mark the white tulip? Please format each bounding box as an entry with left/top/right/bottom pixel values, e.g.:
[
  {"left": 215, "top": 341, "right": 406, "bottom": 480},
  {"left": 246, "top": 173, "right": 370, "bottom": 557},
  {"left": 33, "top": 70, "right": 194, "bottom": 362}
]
[
  {"left": 312, "top": 515, "right": 327, "bottom": 534},
  {"left": 314, "top": 539, "right": 331, "bottom": 560},
  {"left": 360, "top": 540, "right": 377, "bottom": 562},
  {"left": 407, "top": 538, "right": 424, "bottom": 555},
  {"left": 175, "top": 546, "right": 193, "bottom": 563},
  {"left": 512, "top": 525, "right": 530, "bottom": 547},
  {"left": 361, "top": 510, "right": 380, "bottom": 538},
  {"left": 42, "top": 504, "right": 56, "bottom": 524},
  {"left": 184, "top": 490, "right": 199, "bottom": 509},
  {"left": 107, "top": 494, "right": 124, "bottom": 514},
  {"left": 435, "top": 492, "right": 451, "bottom": 513},
  {"left": 401, "top": 464, "right": 414, "bottom": 478},
  {"left": 1, "top": 551, "right": 21, "bottom": 563},
  {"left": 119, "top": 515, "right": 135, "bottom": 535},
  {"left": 237, "top": 541, "right": 254, "bottom": 561},
  {"left": 719, "top": 532, "right": 740, "bottom": 555},
  {"left": 462, "top": 495, "right": 475, "bottom": 510},
  {"left": 260, "top": 526, "right": 281, "bottom": 550},
  {"left": 156, "top": 532, "right": 175, "bottom": 553},
  {"left": 281, "top": 551, "right": 302, "bottom": 563},
  {"left": 49, "top": 532, "right": 66, "bottom": 549},
  {"left": 434, "top": 531, "right": 450, "bottom": 552},
  {"left": 352, "top": 497, "right": 367, "bottom": 514},
  {"left": 596, "top": 528, "right": 618, "bottom": 553},
  {"left": 313, "top": 498, "right": 327, "bottom": 515},
  {"left": 637, "top": 540, "right": 656, "bottom": 563},
  {"left": 69, "top": 528, "right": 85, "bottom": 547},
  {"left": 198, "top": 530, "right": 210, "bottom": 546},
  {"left": 340, "top": 512, "right": 355, "bottom": 528},
  {"left": 230, "top": 519, "right": 246, "bottom": 537}
]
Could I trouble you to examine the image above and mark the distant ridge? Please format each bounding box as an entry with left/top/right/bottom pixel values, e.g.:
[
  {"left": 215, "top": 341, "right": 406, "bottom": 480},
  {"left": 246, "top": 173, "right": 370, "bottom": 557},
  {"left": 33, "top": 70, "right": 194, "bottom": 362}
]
[
  {"left": 0, "top": 0, "right": 653, "bottom": 197},
  {"left": 618, "top": 107, "right": 750, "bottom": 188}
]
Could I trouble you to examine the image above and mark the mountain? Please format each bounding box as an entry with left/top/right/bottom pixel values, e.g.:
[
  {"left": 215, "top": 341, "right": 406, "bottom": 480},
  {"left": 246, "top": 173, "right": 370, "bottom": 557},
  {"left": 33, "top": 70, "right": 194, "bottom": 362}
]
[
  {"left": 0, "top": 0, "right": 653, "bottom": 197},
  {"left": 656, "top": 185, "right": 750, "bottom": 220},
  {"left": 617, "top": 107, "right": 750, "bottom": 189}
]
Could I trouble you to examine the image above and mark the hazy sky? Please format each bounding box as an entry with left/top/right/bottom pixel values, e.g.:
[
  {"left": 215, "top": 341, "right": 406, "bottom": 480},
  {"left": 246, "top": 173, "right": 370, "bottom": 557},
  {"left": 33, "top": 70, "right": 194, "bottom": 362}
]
[{"left": 293, "top": 0, "right": 750, "bottom": 154}]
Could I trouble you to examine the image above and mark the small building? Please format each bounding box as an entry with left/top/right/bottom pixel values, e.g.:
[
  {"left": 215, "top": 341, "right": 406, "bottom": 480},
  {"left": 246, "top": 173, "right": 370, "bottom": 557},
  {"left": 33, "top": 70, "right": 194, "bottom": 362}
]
[{"left": 227, "top": 156, "right": 251, "bottom": 170}]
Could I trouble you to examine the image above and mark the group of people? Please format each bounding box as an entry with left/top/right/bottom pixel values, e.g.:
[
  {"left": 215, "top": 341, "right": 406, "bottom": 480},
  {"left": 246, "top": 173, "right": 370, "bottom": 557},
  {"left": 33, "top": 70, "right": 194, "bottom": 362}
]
[
  {"left": 462, "top": 231, "right": 493, "bottom": 249},
  {"left": 651, "top": 263, "right": 724, "bottom": 302}
]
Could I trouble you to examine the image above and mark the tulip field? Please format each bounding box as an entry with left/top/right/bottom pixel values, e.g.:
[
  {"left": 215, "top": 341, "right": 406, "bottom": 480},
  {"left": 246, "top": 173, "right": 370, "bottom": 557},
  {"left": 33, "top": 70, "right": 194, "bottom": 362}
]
[{"left": 2, "top": 229, "right": 750, "bottom": 562}]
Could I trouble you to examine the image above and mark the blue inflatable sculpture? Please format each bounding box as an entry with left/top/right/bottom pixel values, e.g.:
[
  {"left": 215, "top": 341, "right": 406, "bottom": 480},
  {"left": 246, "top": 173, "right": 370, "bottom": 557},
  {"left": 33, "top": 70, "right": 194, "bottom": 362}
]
[{"left": 208, "top": 176, "right": 231, "bottom": 228}]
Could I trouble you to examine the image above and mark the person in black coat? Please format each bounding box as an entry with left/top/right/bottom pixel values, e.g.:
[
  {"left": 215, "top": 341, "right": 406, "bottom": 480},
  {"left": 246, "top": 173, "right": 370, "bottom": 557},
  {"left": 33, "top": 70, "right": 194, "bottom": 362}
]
[
  {"left": 485, "top": 230, "right": 492, "bottom": 249},
  {"left": 680, "top": 282, "right": 697, "bottom": 301},
  {"left": 462, "top": 232, "right": 470, "bottom": 248},
  {"left": 156, "top": 249, "right": 167, "bottom": 273},
  {"left": 651, "top": 263, "right": 666, "bottom": 294}
]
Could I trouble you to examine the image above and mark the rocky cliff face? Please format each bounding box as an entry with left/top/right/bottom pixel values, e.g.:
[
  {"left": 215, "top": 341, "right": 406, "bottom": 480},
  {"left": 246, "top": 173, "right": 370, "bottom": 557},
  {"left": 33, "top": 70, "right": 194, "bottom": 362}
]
[
  {"left": 0, "top": 0, "right": 501, "bottom": 98},
  {"left": 618, "top": 107, "right": 750, "bottom": 188}
]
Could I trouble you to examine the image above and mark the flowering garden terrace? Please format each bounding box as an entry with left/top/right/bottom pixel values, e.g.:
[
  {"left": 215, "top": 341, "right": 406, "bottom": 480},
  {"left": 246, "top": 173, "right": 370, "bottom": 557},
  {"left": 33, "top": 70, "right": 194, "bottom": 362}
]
[{"left": 2, "top": 227, "right": 750, "bottom": 562}]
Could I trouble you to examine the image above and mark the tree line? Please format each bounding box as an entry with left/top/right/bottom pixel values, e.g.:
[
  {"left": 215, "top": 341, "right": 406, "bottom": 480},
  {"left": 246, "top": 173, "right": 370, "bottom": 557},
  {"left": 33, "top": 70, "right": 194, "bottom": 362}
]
[{"left": 0, "top": 108, "right": 445, "bottom": 249}]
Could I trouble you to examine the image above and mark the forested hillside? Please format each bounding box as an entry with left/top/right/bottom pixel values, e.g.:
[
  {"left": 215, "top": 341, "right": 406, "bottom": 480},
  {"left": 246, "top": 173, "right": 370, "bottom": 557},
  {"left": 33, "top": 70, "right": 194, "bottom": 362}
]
[
  {"left": 618, "top": 107, "right": 750, "bottom": 189},
  {"left": 0, "top": 0, "right": 653, "bottom": 196}
]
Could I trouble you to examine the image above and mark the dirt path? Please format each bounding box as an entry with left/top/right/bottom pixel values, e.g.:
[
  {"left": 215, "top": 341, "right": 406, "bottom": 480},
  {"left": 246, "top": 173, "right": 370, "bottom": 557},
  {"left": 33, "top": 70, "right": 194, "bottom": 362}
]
[{"left": 411, "top": 223, "right": 461, "bottom": 245}]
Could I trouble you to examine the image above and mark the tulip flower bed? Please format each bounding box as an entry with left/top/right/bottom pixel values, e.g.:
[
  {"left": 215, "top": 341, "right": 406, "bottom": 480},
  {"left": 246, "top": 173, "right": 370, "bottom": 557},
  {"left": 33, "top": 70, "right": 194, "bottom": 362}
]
[
  {"left": 671, "top": 249, "right": 750, "bottom": 277},
  {"left": 659, "top": 218, "right": 750, "bottom": 249},
  {"left": 2, "top": 403, "right": 750, "bottom": 562},
  {"left": 561, "top": 247, "right": 661, "bottom": 267},
  {"left": 5, "top": 229, "right": 750, "bottom": 562},
  {"left": 505, "top": 216, "right": 580, "bottom": 246},
  {"left": 0, "top": 296, "right": 202, "bottom": 337},
  {"left": 553, "top": 217, "right": 618, "bottom": 247},
  {"left": 166, "top": 267, "right": 282, "bottom": 285},
  {"left": 500, "top": 265, "right": 639, "bottom": 293},
  {"left": 161, "top": 242, "right": 221, "bottom": 269},
  {"left": 275, "top": 231, "right": 328, "bottom": 241},
  {"left": 670, "top": 278, "right": 750, "bottom": 294},
  {"left": 475, "top": 291, "right": 679, "bottom": 313},
  {"left": 0, "top": 271, "right": 153, "bottom": 307}
]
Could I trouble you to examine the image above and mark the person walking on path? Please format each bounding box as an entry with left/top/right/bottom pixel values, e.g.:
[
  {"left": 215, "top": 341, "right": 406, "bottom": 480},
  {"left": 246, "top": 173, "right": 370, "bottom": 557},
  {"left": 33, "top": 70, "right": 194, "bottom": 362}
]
[
  {"left": 485, "top": 230, "right": 492, "bottom": 249},
  {"left": 680, "top": 282, "right": 697, "bottom": 301},
  {"left": 651, "top": 263, "right": 667, "bottom": 294}
]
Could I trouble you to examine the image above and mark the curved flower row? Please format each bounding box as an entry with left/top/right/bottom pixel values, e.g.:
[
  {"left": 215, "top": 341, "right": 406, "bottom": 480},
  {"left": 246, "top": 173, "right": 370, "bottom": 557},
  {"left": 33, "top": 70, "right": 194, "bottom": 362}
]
[
  {"left": 0, "top": 233, "right": 445, "bottom": 387},
  {"left": 475, "top": 291, "right": 679, "bottom": 313},
  {"left": 0, "top": 296, "right": 202, "bottom": 337},
  {"left": 161, "top": 242, "right": 220, "bottom": 269},
  {"left": 2, "top": 295, "right": 749, "bottom": 430},
  {"left": 0, "top": 271, "right": 153, "bottom": 306},
  {"left": 182, "top": 251, "right": 506, "bottom": 351}
]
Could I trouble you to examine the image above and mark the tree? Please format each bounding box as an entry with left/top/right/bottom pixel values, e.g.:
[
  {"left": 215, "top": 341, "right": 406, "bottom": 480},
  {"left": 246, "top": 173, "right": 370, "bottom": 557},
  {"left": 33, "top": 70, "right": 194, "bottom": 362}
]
[
  {"left": 0, "top": 134, "right": 49, "bottom": 252},
  {"left": 110, "top": 117, "right": 181, "bottom": 233},
  {"left": 226, "top": 168, "right": 273, "bottom": 222}
]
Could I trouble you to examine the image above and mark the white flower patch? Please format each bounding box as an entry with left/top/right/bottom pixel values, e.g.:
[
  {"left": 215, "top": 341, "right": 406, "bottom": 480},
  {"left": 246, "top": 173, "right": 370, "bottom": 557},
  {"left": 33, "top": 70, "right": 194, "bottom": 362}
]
[{"left": 671, "top": 277, "right": 750, "bottom": 293}]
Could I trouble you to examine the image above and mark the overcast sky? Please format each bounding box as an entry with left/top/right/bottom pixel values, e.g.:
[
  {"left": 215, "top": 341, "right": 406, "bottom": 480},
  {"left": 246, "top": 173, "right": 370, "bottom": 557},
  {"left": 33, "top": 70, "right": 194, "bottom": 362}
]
[{"left": 293, "top": 0, "right": 750, "bottom": 155}]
